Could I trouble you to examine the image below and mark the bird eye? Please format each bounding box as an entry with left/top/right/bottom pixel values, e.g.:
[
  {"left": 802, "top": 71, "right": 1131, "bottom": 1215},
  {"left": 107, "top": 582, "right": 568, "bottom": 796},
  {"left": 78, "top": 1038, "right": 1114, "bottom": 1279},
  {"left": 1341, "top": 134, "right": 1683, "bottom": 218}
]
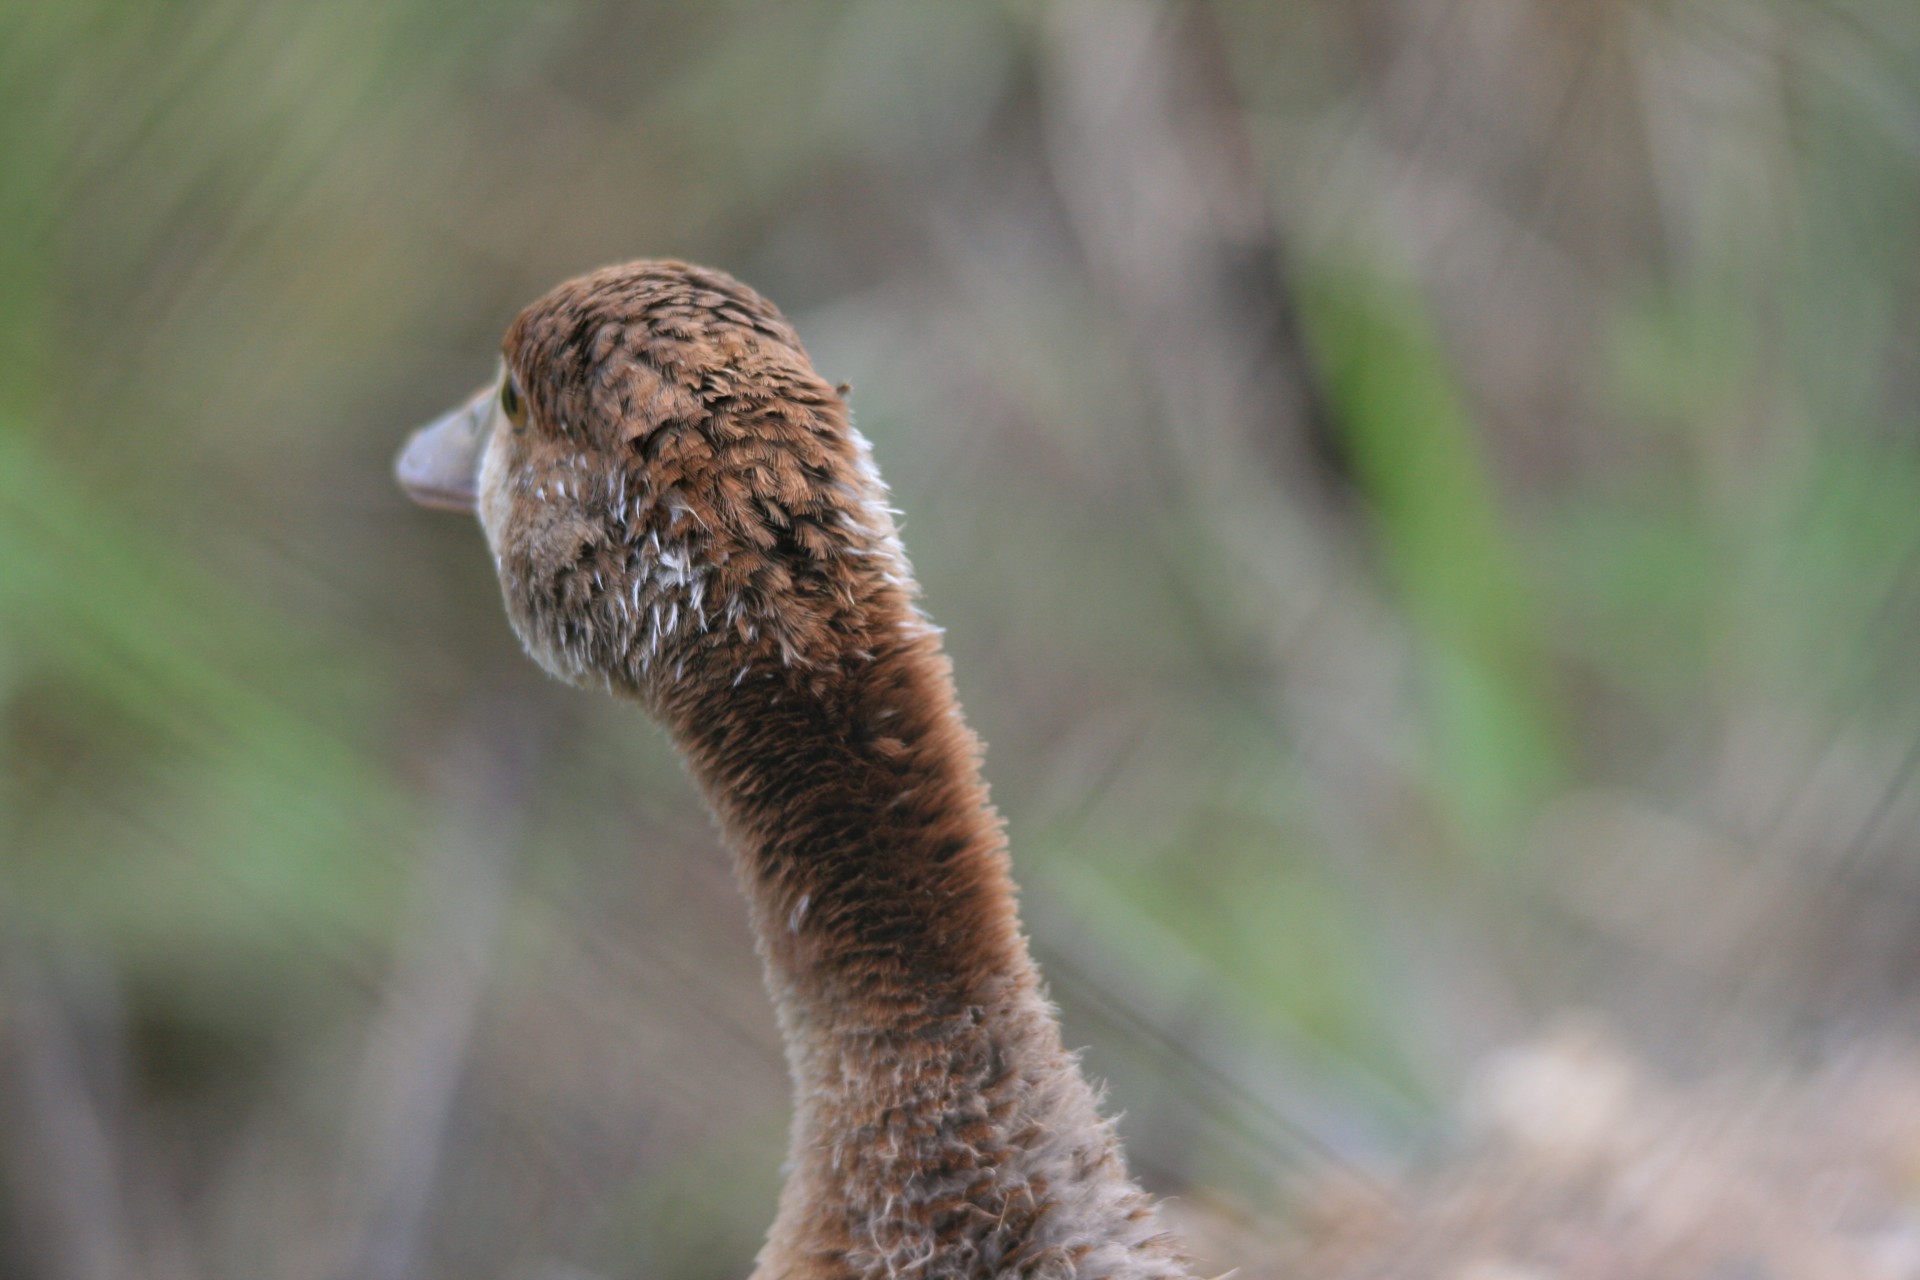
[{"left": 501, "top": 375, "right": 527, "bottom": 431}]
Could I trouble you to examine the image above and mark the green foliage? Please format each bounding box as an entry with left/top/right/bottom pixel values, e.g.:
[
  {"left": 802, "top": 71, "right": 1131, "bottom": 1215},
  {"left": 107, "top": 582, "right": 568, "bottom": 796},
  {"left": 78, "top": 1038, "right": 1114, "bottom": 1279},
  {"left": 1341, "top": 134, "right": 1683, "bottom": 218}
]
[
  {"left": 0, "top": 423, "right": 415, "bottom": 987},
  {"left": 5, "top": 0, "right": 1920, "bottom": 1273},
  {"left": 1305, "top": 267, "right": 1565, "bottom": 852}
]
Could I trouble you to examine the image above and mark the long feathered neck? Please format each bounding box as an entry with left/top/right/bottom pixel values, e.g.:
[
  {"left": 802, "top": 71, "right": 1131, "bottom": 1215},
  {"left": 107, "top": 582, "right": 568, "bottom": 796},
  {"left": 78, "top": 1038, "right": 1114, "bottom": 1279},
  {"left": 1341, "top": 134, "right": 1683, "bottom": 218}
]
[
  {"left": 490, "top": 260, "right": 1189, "bottom": 1274},
  {"left": 651, "top": 594, "right": 1189, "bottom": 1280},
  {"left": 674, "top": 624, "right": 1027, "bottom": 1027}
]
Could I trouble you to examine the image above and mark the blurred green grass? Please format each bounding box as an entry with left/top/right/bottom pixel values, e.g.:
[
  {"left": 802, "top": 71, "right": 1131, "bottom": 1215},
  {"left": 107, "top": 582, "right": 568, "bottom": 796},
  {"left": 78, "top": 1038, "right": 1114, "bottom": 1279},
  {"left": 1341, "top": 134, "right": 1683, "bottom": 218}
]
[{"left": 5, "top": 1, "right": 1920, "bottom": 1276}]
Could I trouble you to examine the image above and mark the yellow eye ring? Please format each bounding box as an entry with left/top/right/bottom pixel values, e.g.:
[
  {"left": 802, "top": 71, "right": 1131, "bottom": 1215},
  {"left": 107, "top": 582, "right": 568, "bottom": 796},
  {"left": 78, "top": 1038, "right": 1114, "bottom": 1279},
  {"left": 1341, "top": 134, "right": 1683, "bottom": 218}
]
[{"left": 501, "top": 375, "right": 527, "bottom": 430}]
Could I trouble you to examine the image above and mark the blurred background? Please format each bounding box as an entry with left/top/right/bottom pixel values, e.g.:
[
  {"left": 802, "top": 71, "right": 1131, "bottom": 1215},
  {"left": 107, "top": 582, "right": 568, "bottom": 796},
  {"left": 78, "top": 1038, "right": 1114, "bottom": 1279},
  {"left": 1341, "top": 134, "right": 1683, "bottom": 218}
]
[{"left": 5, "top": 0, "right": 1920, "bottom": 1276}]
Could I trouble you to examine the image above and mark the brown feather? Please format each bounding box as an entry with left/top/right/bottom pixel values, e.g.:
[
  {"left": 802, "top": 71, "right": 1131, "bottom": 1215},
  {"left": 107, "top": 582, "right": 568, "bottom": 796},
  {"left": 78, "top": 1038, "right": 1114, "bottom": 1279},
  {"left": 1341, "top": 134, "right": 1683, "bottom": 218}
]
[{"left": 425, "top": 260, "right": 1196, "bottom": 1280}]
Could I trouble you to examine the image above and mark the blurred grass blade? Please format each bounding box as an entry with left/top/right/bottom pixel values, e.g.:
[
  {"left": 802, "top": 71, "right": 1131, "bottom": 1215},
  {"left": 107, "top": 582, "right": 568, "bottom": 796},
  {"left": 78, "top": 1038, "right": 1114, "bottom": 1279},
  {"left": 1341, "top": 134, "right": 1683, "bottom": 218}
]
[{"left": 1304, "top": 268, "right": 1565, "bottom": 854}]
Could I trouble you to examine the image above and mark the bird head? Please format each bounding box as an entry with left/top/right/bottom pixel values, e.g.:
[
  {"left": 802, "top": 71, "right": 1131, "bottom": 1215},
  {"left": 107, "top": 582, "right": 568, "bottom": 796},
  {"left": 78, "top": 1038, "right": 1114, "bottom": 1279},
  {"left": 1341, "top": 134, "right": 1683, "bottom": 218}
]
[{"left": 397, "top": 261, "right": 912, "bottom": 698}]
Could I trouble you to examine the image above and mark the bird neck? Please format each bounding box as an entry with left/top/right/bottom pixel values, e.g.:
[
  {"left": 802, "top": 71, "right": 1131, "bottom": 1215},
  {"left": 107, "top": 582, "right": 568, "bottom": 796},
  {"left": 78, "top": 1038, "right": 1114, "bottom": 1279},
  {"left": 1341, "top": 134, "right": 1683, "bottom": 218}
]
[
  {"left": 657, "top": 624, "right": 1175, "bottom": 1275},
  {"left": 669, "top": 625, "right": 1038, "bottom": 1068}
]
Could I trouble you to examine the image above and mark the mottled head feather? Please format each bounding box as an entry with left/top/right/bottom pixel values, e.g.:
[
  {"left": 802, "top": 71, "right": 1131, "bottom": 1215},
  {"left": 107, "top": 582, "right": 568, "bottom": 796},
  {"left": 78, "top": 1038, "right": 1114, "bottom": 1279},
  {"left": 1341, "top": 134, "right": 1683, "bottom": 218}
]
[{"left": 476, "top": 260, "right": 917, "bottom": 697}]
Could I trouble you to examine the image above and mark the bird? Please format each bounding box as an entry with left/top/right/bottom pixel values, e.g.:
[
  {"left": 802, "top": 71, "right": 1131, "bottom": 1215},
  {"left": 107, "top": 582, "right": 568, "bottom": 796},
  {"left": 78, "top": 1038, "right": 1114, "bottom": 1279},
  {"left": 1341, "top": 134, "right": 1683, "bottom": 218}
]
[{"left": 396, "top": 260, "right": 1196, "bottom": 1280}]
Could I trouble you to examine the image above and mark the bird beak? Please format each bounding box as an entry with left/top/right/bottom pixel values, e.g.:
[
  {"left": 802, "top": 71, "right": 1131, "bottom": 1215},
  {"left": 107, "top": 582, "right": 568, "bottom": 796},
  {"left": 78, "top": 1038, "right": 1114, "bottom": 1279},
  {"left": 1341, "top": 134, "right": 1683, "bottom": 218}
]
[{"left": 396, "top": 383, "right": 496, "bottom": 515}]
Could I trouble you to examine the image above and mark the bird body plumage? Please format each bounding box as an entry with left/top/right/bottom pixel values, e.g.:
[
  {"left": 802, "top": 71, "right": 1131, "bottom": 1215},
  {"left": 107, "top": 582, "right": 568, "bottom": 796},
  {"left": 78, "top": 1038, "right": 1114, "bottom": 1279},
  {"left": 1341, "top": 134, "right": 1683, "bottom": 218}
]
[{"left": 399, "top": 261, "right": 1194, "bottom": 1280}]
